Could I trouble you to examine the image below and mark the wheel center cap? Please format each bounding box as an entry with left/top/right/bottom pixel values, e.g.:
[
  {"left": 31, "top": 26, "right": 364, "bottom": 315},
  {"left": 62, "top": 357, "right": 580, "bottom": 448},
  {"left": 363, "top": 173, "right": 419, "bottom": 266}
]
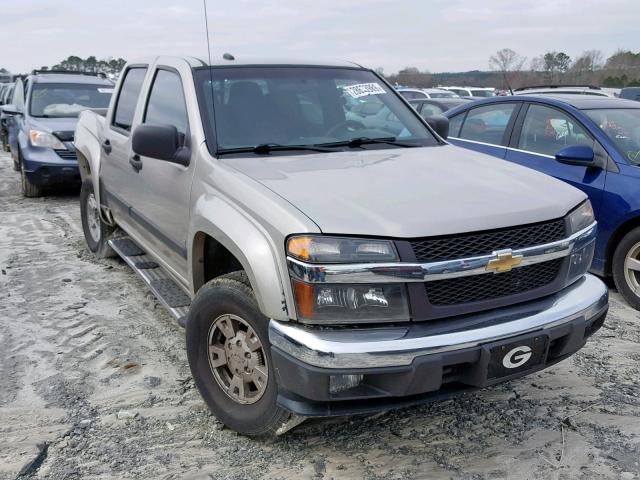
[{"left": 226, "top": 332, "right": 254, "bottom": 375}]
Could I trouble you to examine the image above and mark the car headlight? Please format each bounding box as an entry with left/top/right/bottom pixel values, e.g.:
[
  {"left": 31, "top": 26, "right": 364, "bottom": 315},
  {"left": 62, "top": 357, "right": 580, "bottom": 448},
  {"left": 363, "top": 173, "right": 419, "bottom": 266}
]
[
  {"left": 567, "top": 200, "right": 595, "bottom": 235},
  {"left": 292, "top": 280, "right": 409, "bottom": 324},
  {"left": 29, "top": 130, "right": 66, "bottom": 149},
  {"left": 287, "top": 235, "right": 398, "bottom": 263}
]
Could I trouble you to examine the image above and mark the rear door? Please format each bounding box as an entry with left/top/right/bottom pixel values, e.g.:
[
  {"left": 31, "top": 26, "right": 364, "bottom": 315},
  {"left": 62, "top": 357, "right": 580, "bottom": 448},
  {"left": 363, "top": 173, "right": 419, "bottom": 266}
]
[
  {"left": 100, "top": 65, "right": 149, "bottom": 221},
  {"left": 447, "top": 102, "right": 521, "bottom": 158},
  {"left": 127, "top": 61, "right": 196, "bottom": 280},
  {"left": 504, "top": 103, "right": 606, "bottom": 211}
]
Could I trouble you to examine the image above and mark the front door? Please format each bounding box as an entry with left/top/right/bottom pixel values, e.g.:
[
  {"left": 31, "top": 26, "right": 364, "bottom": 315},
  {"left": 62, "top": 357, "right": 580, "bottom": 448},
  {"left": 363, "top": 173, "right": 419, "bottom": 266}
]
[
  {"left": 129, "top": 65, "right": 194, "bottom": 280},
  {"left": 505, "top": 103, "right": 607, "bottom": 214}
]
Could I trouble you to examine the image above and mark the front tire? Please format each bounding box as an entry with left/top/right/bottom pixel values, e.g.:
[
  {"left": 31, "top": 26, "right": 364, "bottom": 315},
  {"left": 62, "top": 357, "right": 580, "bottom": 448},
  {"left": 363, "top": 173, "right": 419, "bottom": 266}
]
[
  {"left": 80, "top": 180, "right": 115, "bottom": 258},
  {"left": 612, "top": 227, "right": 640, "bottom": 310},
  {"left": 186, "top": 271, "right": 290, "bottom": 437},
  {"left": 19, "top": 153, "right": 42, "bottom": 197}
]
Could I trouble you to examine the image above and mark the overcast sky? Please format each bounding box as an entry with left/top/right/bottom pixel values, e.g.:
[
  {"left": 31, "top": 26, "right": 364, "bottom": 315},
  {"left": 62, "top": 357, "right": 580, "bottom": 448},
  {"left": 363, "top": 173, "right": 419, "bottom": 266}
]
[{"left": 0, "top": 0, "right": 637, "bottom": 74}]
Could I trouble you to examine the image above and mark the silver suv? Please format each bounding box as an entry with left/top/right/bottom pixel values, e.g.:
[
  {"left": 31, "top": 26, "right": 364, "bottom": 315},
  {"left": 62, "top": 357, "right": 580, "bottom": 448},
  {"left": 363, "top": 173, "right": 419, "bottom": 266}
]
[{"left": 75, "top": 56, "right": 608, "bottom": 437}]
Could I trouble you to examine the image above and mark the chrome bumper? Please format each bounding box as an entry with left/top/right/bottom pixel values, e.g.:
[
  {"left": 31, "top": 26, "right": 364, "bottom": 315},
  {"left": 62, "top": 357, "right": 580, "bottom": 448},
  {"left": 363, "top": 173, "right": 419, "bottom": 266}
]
[{"left": 269, "top": 274, "right": 608, "bottom": 369}]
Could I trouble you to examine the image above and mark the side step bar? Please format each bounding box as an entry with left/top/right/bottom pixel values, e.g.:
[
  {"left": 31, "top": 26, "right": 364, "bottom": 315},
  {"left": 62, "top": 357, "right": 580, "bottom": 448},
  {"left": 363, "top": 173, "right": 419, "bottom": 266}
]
[{"left": 109, "top": 238, "right": 190, "bottom": 328}]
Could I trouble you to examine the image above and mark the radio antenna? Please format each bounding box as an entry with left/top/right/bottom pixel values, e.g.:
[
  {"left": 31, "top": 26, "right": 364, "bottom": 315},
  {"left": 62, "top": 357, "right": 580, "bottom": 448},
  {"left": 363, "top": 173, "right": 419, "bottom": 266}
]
[{"left": 203, "top": 0, "right": 213, "bottom": 66}]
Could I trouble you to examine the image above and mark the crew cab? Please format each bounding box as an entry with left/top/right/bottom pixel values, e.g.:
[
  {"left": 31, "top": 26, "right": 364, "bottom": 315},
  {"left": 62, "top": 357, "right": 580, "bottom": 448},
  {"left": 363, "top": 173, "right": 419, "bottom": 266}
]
[
  {"left": 75, "top": 56, "right": 608, "bottom": 437},
  {"left": 1, "top": 70, "right": 113, "bottom": 196}
]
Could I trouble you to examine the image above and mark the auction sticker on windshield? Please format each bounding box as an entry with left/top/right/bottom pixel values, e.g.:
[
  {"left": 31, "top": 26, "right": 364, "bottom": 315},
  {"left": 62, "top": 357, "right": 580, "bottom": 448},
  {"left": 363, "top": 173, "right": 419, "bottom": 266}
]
[{"left": 343, "top": 83, "right": 386, "bottom": 98}]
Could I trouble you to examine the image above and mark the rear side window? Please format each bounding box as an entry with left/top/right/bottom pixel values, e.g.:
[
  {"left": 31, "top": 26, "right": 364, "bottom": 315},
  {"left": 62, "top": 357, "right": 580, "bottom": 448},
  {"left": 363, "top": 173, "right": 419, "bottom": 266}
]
[
  {"left": 420, "top": 103, "right": 444, "bottom": 117},
  {"left": 112, "top": 67, "right": 147, "bottom": 132},
  {"left": 458, "top": 103, "right": 516, "bottom": 145},
  {"left": 144, "top": 69, "right": 189, "bottom": 135}
]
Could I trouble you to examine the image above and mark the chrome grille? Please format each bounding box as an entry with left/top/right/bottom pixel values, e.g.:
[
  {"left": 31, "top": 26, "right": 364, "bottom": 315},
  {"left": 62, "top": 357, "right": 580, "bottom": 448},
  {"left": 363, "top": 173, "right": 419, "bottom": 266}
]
[
  {"left": 410, "top": 219, "right": 566, "bottom": 263},
  {"left": 426, "top": 259, "right": 563, "bottom": 306}
]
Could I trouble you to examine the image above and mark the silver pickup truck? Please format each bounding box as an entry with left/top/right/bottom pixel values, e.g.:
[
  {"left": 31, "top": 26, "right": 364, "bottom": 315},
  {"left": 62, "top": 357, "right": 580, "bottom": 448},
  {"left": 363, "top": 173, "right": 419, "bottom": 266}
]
[{"left": 75, "top": 55, "right": 608, "bottom": 437}]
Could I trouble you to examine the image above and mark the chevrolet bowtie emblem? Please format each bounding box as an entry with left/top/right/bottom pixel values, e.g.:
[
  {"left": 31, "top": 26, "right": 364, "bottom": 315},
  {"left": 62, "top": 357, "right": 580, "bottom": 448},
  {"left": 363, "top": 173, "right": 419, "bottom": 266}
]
[{"left": 485, "top": 249, "right": 523, "bottom": 273}]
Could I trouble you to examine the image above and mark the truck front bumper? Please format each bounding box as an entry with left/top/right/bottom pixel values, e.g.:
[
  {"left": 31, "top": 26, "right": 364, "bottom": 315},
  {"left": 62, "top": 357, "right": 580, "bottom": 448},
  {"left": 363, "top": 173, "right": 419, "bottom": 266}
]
[{"left": 269, "top": 274, "right": 608, "bottom": 416}]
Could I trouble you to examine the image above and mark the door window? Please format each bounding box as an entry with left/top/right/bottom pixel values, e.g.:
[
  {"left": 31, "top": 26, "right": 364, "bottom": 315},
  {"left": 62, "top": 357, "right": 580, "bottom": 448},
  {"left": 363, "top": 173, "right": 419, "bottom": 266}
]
[
  {"left": 518, "top": 104, "right": 593, "bottom": 157},
  {"left": 458, "top": 103, "right": 516, "bottom": 145},
  {"left": 144, "top": 69, "right": 189, "bottom": 135},
  {"left": 112, "top": 67, "right": 147, "bottom": 132}
]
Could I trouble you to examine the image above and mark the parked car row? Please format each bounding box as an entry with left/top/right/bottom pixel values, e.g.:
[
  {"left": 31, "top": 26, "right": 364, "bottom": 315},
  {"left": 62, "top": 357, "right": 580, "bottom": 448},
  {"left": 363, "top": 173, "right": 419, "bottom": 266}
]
[{"left": 1, "top": 70, "right": 114, "bottom": 196}]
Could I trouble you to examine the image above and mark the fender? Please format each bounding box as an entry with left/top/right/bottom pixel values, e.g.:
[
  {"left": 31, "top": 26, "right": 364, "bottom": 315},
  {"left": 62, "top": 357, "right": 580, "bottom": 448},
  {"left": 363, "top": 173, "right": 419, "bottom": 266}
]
[
  {"left": 75, "top": 111, "right": 109, "bottom": 222},
  {"left": 189, "top": 195, "right": 292, "bottom": 322}
]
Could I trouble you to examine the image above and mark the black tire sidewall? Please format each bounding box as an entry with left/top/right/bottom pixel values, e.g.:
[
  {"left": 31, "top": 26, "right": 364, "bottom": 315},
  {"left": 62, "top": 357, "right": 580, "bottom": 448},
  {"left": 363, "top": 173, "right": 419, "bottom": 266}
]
[
  {"left": 80, "top": 180, "right": 101, "bottom": 253},
  {"left": 613, "top": 227, "right": 640, "bottom": 309},
  {"left": 186, "top": 278, "right": 285, "bottom": 435}
]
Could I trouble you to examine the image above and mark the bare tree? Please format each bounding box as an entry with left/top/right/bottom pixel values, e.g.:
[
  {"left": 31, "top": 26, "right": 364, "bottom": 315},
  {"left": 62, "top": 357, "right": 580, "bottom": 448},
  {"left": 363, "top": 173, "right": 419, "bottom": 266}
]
[
  {"left": 571, "top": 50, "right": 603, "bottom": 82},
  {"left": 489, "top": 48, "right": 526, "bottom": 92}
]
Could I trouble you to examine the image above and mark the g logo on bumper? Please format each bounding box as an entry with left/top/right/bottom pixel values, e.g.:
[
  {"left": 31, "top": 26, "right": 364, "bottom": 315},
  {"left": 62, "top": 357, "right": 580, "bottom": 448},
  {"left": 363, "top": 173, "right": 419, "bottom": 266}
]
[{"left": 502, "top": 346, "right": 532, "bottom": 369}]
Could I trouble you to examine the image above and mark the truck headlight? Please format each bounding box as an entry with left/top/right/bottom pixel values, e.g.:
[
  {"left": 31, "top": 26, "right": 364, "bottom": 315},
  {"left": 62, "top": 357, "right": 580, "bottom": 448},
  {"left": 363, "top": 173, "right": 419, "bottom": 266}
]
[
  {"left": 567, "top": 200, "right": 594, "bottom": 235},
  {"left": 292, "top": 280, "right": 409, "bottom": 323},
  {"left": 287, "top": 235, "right": 398, "bottom": 263},
  {"left": 564, "top": 200, "right": 597, "bottom": 283},
  {"left": 29, "top": 130, "right": 66, "bottom": 149}
]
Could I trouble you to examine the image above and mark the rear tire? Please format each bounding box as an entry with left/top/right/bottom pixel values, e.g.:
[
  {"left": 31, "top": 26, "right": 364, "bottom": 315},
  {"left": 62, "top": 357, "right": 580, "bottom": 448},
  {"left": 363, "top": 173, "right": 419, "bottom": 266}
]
[
  {"left": 186, "top": 271, "right": 290, "bottom": 437},
  {"left": 612, "top": 227, "right": 640, "bottom": 310},
  {"left": 80, "top": 179, "right": 115, "bottom": 258}
]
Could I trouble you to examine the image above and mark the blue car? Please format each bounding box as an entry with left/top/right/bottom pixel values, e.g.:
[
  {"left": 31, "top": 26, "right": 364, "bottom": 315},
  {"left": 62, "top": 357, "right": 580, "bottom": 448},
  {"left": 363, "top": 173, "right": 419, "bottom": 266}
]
[
  {"left": 444, "top": 95, "right": 640, "bottom": 308},
  {"left": 2, "top": 71, "right": 113, "bottom": 197}
]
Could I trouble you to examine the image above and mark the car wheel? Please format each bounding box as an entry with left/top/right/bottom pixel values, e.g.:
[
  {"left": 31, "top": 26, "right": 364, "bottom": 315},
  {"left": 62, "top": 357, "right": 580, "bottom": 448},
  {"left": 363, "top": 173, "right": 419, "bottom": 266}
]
[
  {"left": 186, "top": 271, "right": 290, "bottom": 437},
  {"left": 612, "top": 227, "right": 640, "bottom": 310},
  {"left": 80, "top": 179, "right": 115, "bottom": 258},
  {"left": 19, "top": 154, "right": 42, "bottom": 198}
]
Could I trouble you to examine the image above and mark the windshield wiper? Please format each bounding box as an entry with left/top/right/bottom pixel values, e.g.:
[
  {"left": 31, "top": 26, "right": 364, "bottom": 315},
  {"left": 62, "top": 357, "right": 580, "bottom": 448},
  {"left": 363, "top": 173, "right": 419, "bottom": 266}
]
[
  {"left": 314, "top": 137, "right": 419, "bottom": 149},
  {"left": 218, "top": 143, "right": 335, "bottom": 155}
]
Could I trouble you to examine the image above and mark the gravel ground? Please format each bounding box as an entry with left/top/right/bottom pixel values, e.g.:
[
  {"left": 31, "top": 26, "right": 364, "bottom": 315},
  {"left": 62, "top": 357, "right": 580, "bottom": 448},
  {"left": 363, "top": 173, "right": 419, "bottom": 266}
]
[{"left": 0, "top": 150, "right": 639, "bottom": 480}]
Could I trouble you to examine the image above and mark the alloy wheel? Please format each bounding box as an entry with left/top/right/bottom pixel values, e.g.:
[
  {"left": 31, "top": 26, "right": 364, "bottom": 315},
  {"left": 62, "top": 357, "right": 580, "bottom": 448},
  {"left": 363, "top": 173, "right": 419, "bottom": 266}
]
[
  {"left": 623, "top": 241, "right": 640, "bottom": 298},
  {"left": 86, "top": 193, "right": 101, "bottom": 243},
  {"left": 207, "top": 314, "right": 268, "bottom": 404}
]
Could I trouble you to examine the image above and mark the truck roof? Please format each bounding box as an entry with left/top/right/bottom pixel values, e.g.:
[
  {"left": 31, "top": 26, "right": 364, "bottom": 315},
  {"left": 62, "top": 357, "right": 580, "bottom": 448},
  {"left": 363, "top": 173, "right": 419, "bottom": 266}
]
[
  {"left": 30, "top": 73, "right": 114, "bottom": 85},
  {"left": 133, "top": 55, "right": 364, "bottom": 69}
]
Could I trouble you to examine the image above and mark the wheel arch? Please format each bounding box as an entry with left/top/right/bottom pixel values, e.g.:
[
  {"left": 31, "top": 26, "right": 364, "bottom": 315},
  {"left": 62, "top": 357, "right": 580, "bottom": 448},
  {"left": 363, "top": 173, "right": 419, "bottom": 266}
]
[
  {"left": 189, "top": 200, "right": 291, "bottom": 322},
  {"left": 605, "top": 215, "right": 640, "bottom": 275}
]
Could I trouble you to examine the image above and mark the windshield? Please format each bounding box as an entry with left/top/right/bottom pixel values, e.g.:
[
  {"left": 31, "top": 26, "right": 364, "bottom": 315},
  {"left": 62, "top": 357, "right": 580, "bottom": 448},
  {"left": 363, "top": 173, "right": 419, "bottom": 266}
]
[
  {"left": 194, "top": 67, "right": 438, "bottom": 153},
  {"left": 584, "top": 109, "right": 640, "bottom": 164},
  {"left": 429, "top": 91, "right": 458, "bottom": 98},
  {"left": 470, "top": 90, "right": 494, "bottom": 97},
  {"left": 29, "top": 83, "right": 113, "bottom": 118}
]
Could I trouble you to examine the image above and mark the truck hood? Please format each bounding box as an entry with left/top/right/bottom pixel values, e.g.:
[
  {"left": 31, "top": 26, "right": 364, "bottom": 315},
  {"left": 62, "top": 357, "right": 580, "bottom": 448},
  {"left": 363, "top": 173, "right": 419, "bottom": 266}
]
[{"left": 221, "top": 145, "right": 586, "bottom": 237}]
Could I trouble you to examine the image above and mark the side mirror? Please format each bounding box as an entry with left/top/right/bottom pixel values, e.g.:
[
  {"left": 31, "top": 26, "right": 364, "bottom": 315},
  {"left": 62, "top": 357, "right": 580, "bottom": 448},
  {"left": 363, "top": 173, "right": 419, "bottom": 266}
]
[
  {"left": 424, "top": 114, "right": 449, "bottom": 139},
  {"left": 132, "top": 124, "right": 190, "bottom": 166},
  {"left": 1, "top": 104, "right": 21, "bottom": 116},
  {"left": 555, "top": 145, "right": 597, "bottom": 167}
]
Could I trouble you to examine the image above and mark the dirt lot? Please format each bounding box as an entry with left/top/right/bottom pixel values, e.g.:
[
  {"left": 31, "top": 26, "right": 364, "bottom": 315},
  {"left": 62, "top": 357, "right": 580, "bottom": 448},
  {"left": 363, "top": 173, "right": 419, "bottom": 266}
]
[{"left": 0, "top": 150, "right": 639, "bottom": 480}]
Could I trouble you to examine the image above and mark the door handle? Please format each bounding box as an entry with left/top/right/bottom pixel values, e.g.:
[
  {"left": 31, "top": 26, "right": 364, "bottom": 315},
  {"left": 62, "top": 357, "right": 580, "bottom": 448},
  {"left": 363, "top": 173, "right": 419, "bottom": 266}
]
[
  {"left": 129, "top": 154, "right": 143, "bottom": 172},
  {"left": 102, "top": 139, "right": 112, "bottom": 154}
]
